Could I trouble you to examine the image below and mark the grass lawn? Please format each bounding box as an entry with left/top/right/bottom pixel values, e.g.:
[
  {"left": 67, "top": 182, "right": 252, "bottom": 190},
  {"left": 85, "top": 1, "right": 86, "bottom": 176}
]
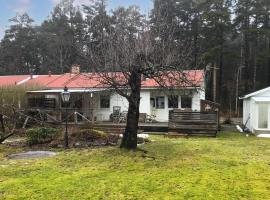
[{"left": 0, "top": 132, "right": 270, "bottom": 200}]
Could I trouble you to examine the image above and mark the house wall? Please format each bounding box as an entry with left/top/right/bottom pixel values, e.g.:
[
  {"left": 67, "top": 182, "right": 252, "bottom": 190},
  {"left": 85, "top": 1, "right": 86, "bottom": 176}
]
[
  {"left": 81, "top": 88, "right": 205, "bottom": 122},
  {"left": 243, "top": 99, "right": 251, "bottom": 131},
  {"left": 93, "top": 92, "right": 129, "bottom": 121},
  {"left": 253, "top": 102, "right": 270, "bottom": 134},
  {"left": 243, "top": 94, "right": 270, "bottom": 134},
  {"left": 192, "top": 89, "right": 205, "bottom": 111},
  {"left": 150, "top": 89, "right": 204, "bottom": 122},
  {"left": 251, "top": 99, "right": 257, "bottom": 132}
]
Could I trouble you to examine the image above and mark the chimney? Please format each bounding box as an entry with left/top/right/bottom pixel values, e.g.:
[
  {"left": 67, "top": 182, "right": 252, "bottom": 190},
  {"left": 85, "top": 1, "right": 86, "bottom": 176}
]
[
  {"left": 30, "top": 73, "right": 33, "bottom": 79},
  {"left": 70, "top": 64, "right": 80, "bottom": 74},
  {"left": 142, "top": 74, "right": 146, "bottom": 81},
  {"left": 48, "top": 70, "right": 52, "bottom": 77}
]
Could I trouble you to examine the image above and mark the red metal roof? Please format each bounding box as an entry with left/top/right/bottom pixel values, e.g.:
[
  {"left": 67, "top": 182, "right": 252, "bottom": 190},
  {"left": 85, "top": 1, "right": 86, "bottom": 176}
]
[
  {"left": 25, "top": 75, "right": 62, "bottom": 86},
  {"left": 0, "top": 70, "right": 204, "bottom": 89},
  {"left": 0, "top": 75, "right": 30, "bottom": 87}
]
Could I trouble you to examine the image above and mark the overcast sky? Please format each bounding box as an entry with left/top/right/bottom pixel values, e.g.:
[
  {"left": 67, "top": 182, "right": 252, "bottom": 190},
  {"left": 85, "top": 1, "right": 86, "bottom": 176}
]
[{"left": 0, "top": 0, "right": 153, "bottom": 39}]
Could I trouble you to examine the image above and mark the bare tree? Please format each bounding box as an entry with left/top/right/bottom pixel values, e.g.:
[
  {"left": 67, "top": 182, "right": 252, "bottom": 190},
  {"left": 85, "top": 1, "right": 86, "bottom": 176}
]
[{"left": 85, "top": 5, "right": 197, "bottom": 149}]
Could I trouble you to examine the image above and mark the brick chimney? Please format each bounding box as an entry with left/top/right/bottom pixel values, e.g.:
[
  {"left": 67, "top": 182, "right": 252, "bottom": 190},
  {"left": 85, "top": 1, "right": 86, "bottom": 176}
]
[
  {"left": 70, "top": 64, "right": 80, "bottom": 74},
  {"left": 48, "top": 70, "right": 52, "bottom": 77}
]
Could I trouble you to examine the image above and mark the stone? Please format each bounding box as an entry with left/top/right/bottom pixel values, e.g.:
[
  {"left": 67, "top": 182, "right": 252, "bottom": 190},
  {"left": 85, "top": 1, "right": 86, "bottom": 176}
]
[{"left": 8, "top": 151, "right": 57, "bottom": 160}]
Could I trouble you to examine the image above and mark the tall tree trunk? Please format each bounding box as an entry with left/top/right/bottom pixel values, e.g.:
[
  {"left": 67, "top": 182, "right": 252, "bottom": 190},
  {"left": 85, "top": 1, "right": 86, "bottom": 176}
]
[
  {"left": 60, "top": 47, "right": 63, "bottom": 73},
  {"left": 253, "top": 15, "right": 258, "bottom": 91},
  {"left": 266, "top": 37, "right": 270, "bottom": 85},
  {"left": 243, "top": 16, "right": 250, "bottom": 93},
  {"left": 120, "top": 66, "right": 141, "bottom": 150},
  {"left": 193, "top": 13, "right": 199, "bottom": 68}
]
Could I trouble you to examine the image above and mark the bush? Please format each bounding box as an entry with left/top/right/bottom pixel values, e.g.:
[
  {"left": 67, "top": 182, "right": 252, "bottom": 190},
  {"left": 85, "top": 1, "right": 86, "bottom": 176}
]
[
  {"left": 72, "top": 129, "right": 108, "bottom": 141},
  {"left": 26, "top": 127, "right": 58, "bottom": 145}
]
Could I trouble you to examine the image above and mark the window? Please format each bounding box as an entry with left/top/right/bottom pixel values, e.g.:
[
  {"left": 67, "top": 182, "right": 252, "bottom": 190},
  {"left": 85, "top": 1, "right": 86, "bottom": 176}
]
[
  {"left": 168, "top": 95, "right": 179, "bottom": 108},
  {"left": 100, "top": 95, "right": 110, "bottom": 108},
  {"left": 28, "top": 97, "right": 56, "bottom": 109},
  {"left": 258, "top": 103, "right": 268, "bottom": 129},
  {"left": 156, "top": 96, "right": 165, "bottom": 109},
  {"left": 181, "top": 96, "right": 192, "bottom": 109},
  {"left": 150, "top": 98, "right": 156, "bottom": 108}
]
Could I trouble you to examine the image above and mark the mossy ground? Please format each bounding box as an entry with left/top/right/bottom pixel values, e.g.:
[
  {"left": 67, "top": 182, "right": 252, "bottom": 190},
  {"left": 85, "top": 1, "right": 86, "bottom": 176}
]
[{"left": 0, "top": 132, "right": 270, "bottom": 200}]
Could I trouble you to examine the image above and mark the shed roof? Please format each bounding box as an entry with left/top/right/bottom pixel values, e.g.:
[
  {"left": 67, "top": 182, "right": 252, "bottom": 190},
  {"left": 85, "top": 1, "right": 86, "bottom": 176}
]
[
  {"left": 241, "top": 87, "right": 270, "bottom": 99},
  {"left": 251, "top": 97, "right": 270, "bottom": 102}
]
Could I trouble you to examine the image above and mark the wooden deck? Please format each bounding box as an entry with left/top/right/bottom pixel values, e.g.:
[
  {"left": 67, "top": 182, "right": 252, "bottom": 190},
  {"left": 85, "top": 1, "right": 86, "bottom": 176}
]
[
  {"left": 74, "top": 122, "right": 168, "bottom": 134},
  {"left": 93, "top": 122, "right": 169, "bottom": 133}
]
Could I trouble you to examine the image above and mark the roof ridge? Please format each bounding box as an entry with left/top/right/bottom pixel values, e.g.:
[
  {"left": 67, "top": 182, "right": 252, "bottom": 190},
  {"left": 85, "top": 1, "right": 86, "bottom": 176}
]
[
  {"left": 242, "top": 86, "right": 270, "bottom": 99},
  {"left": 63, "top": 73, "right": 81, "bottom": 86},
  {"left": 45, "top": 74, "right": 66, "bottom": 87}
]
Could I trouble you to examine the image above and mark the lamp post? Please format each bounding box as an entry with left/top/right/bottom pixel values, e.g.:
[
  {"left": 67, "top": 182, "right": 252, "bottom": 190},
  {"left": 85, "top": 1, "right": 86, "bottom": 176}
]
[
  {"left": 61, "top": 86, "right": 70, "bottom": 148},
  {"left": 90, "top": 92, "right": 94, "bottom": 125}
]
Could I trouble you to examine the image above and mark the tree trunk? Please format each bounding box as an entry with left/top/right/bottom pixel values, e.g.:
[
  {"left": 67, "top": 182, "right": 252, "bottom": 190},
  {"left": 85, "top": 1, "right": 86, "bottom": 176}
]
[
  {"left": 0, "top": 114, "right": 5, "bottom": 133},
  {"left": 266, "top": 36, "right": 270, "bottom": 85},
  {"left": 0, "top": 132, "right": 15, "bottom": 144},
  {"left": 253, "top": 15, "right": 258, "bottom": 91},
  {"left": 120, "top": 67, "right": 141, "bottom": 150}
]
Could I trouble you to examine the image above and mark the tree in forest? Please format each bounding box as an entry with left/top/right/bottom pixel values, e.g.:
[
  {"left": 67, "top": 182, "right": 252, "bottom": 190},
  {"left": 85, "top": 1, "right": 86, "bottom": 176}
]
[
  {"left": 82, "top": 0, "right": 112, "bottom": 71},
  {"left": 0, "top": 13, "right": 40, "bottom": 74},
  {"left": 39, "top": 0, "right": 86, "bottom": 73},
  {"left": 200, "top": 0, "right": 232, "bottom": 102}
]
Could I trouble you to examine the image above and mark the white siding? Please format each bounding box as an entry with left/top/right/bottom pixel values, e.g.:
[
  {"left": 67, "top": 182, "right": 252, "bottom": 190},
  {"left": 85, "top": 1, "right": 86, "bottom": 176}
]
[
  {"left": 84, "top": 88, "right": 205, "bottom": 122},
  {"left": 192, "top": 90, "right": 204, "bottom": 111},
  {"left": 139, "top": 91, "right": 151, "bottom": 114},
  {"left": 95, "top": 93, "right": 129, "bottom": 121},
  {"left": 150, "top": 89, "right": 205, "bottom": 122},
  {"left": 92, "top": 91, "right": 151, "bottom": 121},
  {"left": 243, "top": 88, "right": 270, "bottom": 133},
  {"left": 243, "top": 99, "right": 251, "bottom": 130}
]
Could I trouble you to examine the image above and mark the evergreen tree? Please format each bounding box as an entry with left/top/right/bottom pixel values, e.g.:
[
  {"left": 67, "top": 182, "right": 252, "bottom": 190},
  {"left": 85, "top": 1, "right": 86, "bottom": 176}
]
[{"left": 0, "top": 13, "right": 40, "bottom": 74}]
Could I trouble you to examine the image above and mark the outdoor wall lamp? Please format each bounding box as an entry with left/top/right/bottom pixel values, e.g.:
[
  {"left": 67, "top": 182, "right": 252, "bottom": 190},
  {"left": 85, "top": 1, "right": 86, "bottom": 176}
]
[
  {"left": 61, "top": 86, "right": 70, "bottom": 148},
  {"left": 62, "top": 86, "right": 71, "bottom": 103}
]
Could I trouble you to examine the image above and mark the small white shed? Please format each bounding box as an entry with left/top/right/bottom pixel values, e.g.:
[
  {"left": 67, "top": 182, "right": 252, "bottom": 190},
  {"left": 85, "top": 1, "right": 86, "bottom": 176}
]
[{"left": 242, "top": 87, "right": 270, "bottom": 134}]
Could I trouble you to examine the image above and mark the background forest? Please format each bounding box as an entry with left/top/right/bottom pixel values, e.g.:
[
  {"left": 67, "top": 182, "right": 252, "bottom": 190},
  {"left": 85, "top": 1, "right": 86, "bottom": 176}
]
[{"left": 0, "top": 0, "right": 269, "bottom": 112}]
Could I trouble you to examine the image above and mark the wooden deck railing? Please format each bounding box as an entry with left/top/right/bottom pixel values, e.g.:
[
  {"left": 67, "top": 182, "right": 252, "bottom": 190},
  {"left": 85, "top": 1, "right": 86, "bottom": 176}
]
[{"left": 168, "top": 110, "right": 218, "bottom": 137}]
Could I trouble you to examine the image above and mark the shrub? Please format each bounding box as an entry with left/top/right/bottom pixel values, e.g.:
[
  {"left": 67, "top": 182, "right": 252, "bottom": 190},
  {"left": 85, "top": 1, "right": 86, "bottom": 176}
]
[
  {"left": 0, "top": 84, "right": 42, "bottom": 110},
  {"left": 26, "top": 127, "right": 58, "bottom": 145},
  {"left": 73, "top": 129, "right": 108, "bottom": 141}
]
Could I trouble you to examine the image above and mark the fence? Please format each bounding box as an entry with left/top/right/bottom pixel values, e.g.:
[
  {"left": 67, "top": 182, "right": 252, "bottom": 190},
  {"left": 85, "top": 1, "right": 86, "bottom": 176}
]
[{"left": 168, "top": 110, "right": 218, "bottom": 137}]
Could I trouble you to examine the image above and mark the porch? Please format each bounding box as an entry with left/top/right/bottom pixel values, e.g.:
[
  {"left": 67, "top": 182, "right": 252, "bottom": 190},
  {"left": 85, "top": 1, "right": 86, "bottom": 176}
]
[{"left": 26, "top": 87, "right": 204, "bottom": 125}]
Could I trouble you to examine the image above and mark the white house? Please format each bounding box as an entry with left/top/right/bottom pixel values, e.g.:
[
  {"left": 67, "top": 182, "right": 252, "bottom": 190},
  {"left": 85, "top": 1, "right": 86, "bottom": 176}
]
[
  {"left": 27, "top": 87, "right": 205, "bottom": 122},
  {"left": 0, "top": 69, "right": 205, "bottom": 123},
  {"left": 242, "top": 87, "right": 270, "bottom": 134}
]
